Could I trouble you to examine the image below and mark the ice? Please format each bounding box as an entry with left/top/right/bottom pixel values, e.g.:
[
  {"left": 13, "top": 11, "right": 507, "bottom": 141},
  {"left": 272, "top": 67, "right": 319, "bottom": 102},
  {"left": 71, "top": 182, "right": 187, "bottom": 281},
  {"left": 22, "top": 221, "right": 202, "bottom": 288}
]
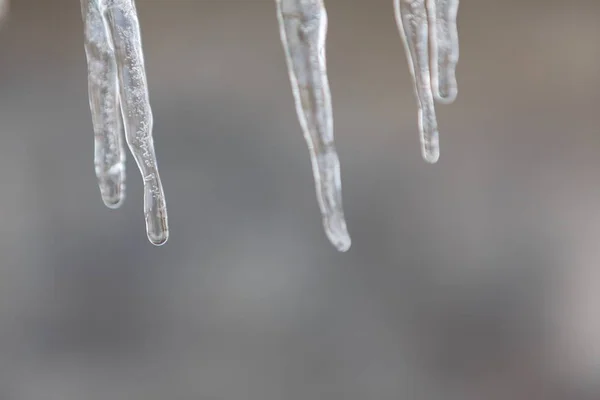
[
  {"left": 431, "top": 0, "right": 460, "bottom": 103},
  {"left": 394, "top": 0, "right": 460, "bottom": 162},
  {"left": 275, "top": 0, "right": 351, "bottom": 252},
  {"left": 0, "top": 0, "right": 463, "bottom": 250},
  {"left": 81, "top": 0, "right": 169, "bottom": 245}
]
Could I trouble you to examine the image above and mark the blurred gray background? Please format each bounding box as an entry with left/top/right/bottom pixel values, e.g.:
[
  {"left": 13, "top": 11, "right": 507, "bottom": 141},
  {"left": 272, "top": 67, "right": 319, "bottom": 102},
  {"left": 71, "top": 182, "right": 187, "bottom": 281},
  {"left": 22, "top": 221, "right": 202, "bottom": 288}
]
[{"left": 0, "top": 0, "right": 599, "bottom": 399}]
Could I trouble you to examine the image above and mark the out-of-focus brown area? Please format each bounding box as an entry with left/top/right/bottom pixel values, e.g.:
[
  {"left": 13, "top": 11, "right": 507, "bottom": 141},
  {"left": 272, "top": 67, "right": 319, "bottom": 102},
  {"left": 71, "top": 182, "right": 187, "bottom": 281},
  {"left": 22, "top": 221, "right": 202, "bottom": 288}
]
[{"left": 0, "top": 0, "right": 599, "bottom": 399}]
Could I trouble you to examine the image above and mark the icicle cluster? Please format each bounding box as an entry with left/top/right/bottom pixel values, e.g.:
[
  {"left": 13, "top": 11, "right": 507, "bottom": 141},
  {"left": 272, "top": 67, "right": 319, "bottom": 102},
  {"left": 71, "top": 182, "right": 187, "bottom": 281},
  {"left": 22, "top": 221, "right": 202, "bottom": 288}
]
[
  {"left": 394, "top": 0, "right": 460, "bottom": 162},
  {"left": 81, "top": 0, "right": 168, "bottom": 246},
  {"left": 275, "top": 0, "right": 459, "bottom": 250},
  {"left": 0, "top": 0, "right": 460, "bottom": 250}
]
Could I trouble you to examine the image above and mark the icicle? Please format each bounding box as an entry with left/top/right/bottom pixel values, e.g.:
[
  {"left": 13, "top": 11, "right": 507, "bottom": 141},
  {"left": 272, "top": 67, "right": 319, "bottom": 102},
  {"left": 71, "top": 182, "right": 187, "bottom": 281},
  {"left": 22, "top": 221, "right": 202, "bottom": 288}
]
[
  {"left": 394, "top": 0, "right": 460, "bottom": 163},
  {"left": 81, "top": 0, "right": 169, "bottom": 246},
  {"left": 82, "top": 0, "right": 126, "bottom": 209},
  {"left": 276, "top": 0, "right": 351, "bottom": 252},
  {"left": 431, "top": 0, "right": 459, "bottom": 103}
]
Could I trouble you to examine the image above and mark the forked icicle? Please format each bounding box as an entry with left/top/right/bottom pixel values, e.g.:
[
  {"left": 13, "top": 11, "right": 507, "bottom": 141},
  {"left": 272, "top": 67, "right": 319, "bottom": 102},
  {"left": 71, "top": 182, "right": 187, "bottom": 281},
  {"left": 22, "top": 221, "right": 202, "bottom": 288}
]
[
  {"left": 394, "top": 0, "right": 460, "bottom": 163},
  {"left": 276, "top": 0, "right": 351, "bottom": 252},
  {"left": 81, "top": 0, "right": 169, "bottom": 245}
]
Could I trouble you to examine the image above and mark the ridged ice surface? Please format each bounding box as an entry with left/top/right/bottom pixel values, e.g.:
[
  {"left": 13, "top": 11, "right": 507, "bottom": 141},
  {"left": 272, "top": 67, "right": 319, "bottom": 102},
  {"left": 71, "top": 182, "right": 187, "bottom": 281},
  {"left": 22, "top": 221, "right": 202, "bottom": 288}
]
[
  {"left": 394, "top": 0, "right": 460, "bottom": 163},
  {"left": 276, "top": 0, "right": 351, "bottom": 252},
  {"left": 81, "top": 0, "right": 168, "bottom": 245}
]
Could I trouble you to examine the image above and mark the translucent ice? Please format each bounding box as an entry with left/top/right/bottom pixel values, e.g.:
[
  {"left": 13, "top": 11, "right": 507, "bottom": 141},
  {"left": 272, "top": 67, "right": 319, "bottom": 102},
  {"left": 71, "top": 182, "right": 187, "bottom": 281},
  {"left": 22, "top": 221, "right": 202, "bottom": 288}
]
[
  {"left": 81, "top": 0, "right": 169, "bottom": 245},
  {"left": 431, "top": 0, "right": 459, "bottom": 103},
  {"left": 276, "top": 0, "right": 351, "bottom": 252},
  {"left": 394, "top": 0, "right": 460, "bottom": 162},
  {"left": 0, "top": 0, "right": 462, "bottom": 250}
]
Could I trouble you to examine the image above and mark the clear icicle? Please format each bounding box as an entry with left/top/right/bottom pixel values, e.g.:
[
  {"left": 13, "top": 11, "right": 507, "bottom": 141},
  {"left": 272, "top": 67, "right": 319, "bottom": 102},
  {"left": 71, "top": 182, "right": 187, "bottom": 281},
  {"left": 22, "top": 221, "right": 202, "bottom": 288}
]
[
  {"left": 431, "top": 0, "right": 459, "bottom": 103},
  {"left": 394, "top": 0, "right": 460, "bottom": 163},
  {"left": 82, "top": 0, "right": 126, "bottom": 209},
  {"left": 81, "top": 0, "right": 169, "bottom": 246},
  {"left": 394, "top": 0, "right": 440, "bottom": 163},
  {"left": 276, "top": 0, "right": 351, "bottom": 252}
]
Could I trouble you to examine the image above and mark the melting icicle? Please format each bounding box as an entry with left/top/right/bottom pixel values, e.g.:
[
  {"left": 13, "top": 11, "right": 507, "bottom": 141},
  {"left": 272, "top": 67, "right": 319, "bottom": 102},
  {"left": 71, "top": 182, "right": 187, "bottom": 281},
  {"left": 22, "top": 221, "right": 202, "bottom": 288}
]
[
  {"left": 276, "top": 0, "right": 351, "bottom": 252},
  {"left": 394, "top": 0, "right": 460, "bottom": 163},
  {"left": 81, "top": 0, "right": 169, "bottom": 246}
]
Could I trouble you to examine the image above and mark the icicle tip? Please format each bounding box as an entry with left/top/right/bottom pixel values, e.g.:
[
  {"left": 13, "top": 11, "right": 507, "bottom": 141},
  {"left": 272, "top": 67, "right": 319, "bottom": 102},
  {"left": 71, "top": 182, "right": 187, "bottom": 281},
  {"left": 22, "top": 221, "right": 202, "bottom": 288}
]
[
  {"left": 323, "top": 215, "right": 351, "bottom": 252},
  {"left": 422, "top": 145, "right": 440, "bottom": 164},
  {"left": 148, "top": 230, "right": 169, "bottom": 246}
]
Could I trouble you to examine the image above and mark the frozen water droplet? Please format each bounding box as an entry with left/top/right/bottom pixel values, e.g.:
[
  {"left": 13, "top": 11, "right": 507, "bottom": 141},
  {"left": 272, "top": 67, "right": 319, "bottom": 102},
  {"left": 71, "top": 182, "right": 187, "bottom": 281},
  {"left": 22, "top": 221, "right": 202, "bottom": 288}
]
[{"left": 276, "top": 0, "right": 351, "bottom": 252}]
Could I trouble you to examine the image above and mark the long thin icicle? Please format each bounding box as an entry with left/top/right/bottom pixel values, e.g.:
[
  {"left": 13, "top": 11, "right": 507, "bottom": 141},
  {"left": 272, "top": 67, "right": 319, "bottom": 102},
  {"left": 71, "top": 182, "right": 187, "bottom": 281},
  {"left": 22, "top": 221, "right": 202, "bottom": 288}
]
[
  {"left": 394, "top": 0, "right": 460, "bottom": 163},
  {"left": 81, "top": 0, "right": 169, "bottom": 245},
  {"left": 82, "top": 0, "right": 126, "bottom": 209},
  {"left": 431, "top": 0, "right": 459, "bottom": 103},
  {"left": 276, "top": 0, "right": 351, "bottom": 252}
]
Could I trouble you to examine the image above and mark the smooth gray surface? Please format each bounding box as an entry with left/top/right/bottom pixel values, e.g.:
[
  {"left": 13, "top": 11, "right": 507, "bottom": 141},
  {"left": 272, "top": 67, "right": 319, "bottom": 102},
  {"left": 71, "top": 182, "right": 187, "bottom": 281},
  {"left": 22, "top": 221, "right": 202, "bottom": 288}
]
[{"left": 0, "top": 0, "right": 599, "bottom": 399}]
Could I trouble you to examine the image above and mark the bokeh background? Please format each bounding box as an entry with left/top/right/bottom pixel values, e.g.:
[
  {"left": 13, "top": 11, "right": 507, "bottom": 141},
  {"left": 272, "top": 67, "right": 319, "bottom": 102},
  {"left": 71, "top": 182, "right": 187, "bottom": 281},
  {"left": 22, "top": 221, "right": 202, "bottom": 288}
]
[{"left": 0, "top": 0, "right": 599, "bottom": 399}]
